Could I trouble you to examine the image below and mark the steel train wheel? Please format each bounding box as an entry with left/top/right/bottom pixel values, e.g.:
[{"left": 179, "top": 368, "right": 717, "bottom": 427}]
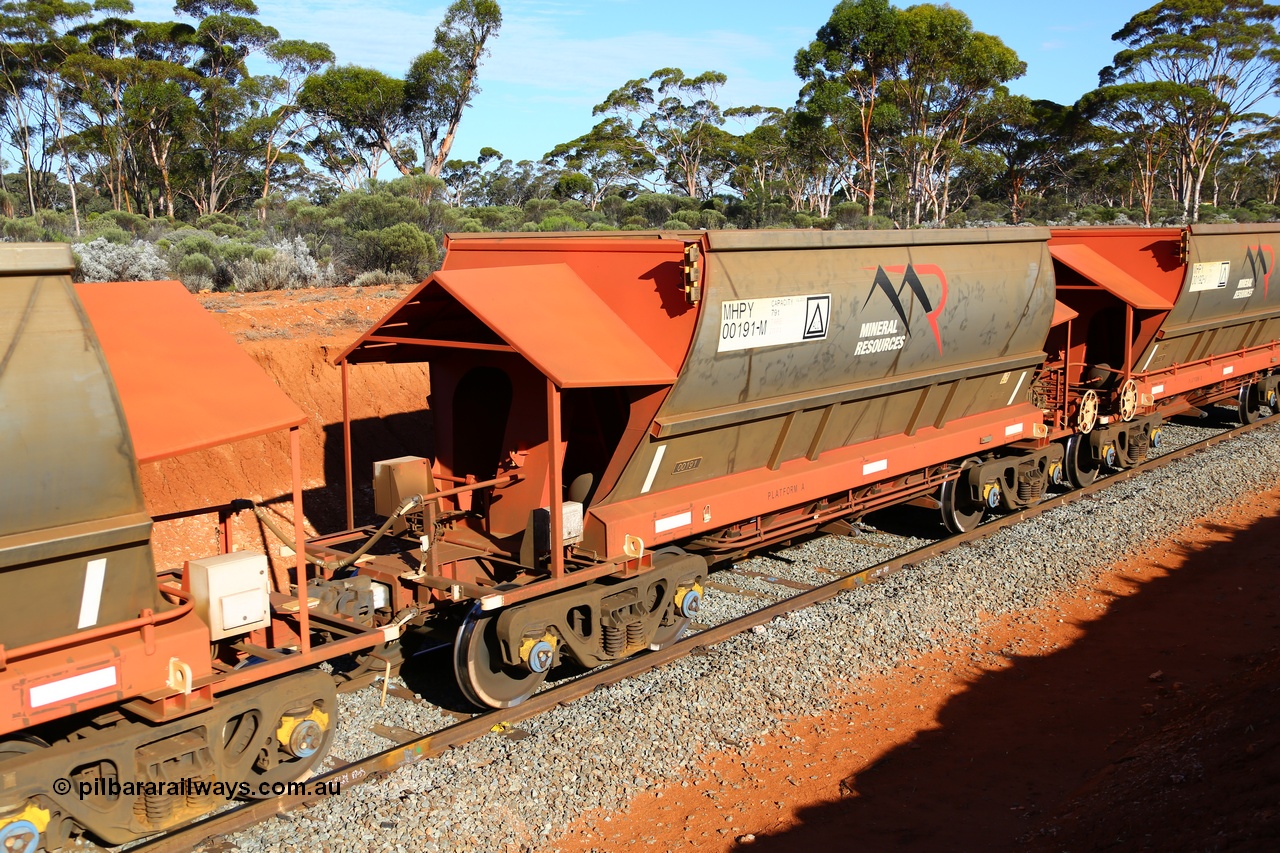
[
  {"left": 454, "top": 604, "right": 547, "bottom": 709},
  {"left": 1064, "top": 434, "right": 1100, "bottom": 488},
  {"left": 1239, "top": 382, "right": 1262, "bottom": 425},
  {"left": 0, "top": 737, "right": 51, "bottom": 853},
  {"left": 246, "top": 683, "right": 337, "bottom": 794},
  {"left": 648, "top": 547, "right": 696, "bottom": 649},
  {"left": 648, "top": 614, "right": 691, "bottom": 650},
  {"left": 940, "top": 458, "right": 985, "bottom": 534}
]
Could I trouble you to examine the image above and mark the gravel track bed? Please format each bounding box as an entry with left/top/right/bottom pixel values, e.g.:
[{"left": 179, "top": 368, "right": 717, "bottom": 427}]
[{"left": 212, "top": 419, "right": 1280, "bottom": 853}]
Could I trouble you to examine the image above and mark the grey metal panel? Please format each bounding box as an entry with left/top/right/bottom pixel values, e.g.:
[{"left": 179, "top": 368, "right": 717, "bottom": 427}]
[
  {"left": 665, "top": 232, "right": 1054, "bottom": 415},
  {"left": 0, "top": 246, "right": 158, "bottom": 647},
  {"left": 593, "top": 231, "right": 1055, "bottom": 505},
  {"left": 705, "top": 226, "right": 1051, "bottom": 252},
  {"left": 1138, "top": 225, "right": 1280, "bottom": 369},
  {"left": 1165, "top": 224, "right": 1280, "bottom": 331}
]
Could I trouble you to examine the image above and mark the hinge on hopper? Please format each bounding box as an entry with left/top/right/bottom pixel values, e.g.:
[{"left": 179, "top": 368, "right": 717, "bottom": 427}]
[{"left": 683, "top": 243, "right": 702, "bottom": 304}]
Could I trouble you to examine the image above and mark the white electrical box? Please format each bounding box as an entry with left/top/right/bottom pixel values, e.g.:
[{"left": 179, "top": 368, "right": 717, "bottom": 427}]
[
  {"left": 187, "top": 552, "right": 271, "bottom": 641},
  {"left": 519, "top": 501, "right": 584, "bottom": 567}
]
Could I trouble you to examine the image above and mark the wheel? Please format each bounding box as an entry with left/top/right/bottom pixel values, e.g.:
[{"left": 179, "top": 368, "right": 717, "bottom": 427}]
[
  {"left": 1, "top": 737, "right": 50, "bottom": 853},
  {"left": 454, "top": 604, "right": 547, "bottom": 709},
  {"left": 647, "top": 548, "right": 700, "bottom": 650},
  {"left": 1117, "top": 379, "right": 1138, "bottom": 421},
  {"left": 649, "top": 613, "right": 690, "bottom": 650},
  {"left": 1239, "top": 382, "right": 1262, "bottom": 424},
  {"left": 0, "top": 736, "right": 46, "bottom": 760},
  {"left": 1076, "top": 390, "right": 1100, "bottom": 433},
  {"left": 940, "top": 458, "right": 985, "bottom": 534},
  {"left": 247, "top": 685, "right": 337, "bottom": 794},
  {"left": 1064, "top": 434, "right": 1100, "bottom": 488}
]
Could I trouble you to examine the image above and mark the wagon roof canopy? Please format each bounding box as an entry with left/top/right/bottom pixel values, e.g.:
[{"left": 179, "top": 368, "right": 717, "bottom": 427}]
[
  {"left": 1049, "top": 243, "right": 1175, "bottom": 312},
  {"left": 337, "top": 263, "right": 677, "bottom": 388},
  {"left": 76, "top": 280, "right": 306, "bottom": 463}
]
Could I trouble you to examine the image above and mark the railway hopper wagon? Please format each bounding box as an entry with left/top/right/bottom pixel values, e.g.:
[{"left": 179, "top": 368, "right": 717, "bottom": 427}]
[
  {"left": 0, "top": 245, "right": 402, "bottom": 852},
  {"left": 1045, "top": 224, "right": 1280, "bottom": 486},
  {"left": 322, "top": 228, "right": 1066, "bottom": 708}
]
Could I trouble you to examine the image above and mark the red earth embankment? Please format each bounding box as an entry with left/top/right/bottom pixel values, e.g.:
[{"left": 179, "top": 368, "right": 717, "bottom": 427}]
[{"left": 140, "top": 286, "right": 430, "bottom": 568}]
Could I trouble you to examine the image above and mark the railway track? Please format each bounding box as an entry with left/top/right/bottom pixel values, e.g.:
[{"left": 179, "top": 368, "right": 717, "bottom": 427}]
[{"left": 132, "top": 414, "right": 1276, "bottom": 853}]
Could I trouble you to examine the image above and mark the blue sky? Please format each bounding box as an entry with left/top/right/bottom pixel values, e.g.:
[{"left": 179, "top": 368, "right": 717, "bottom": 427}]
[{"left": 134, "top": 0, "right": 1158, "bottom": 164}]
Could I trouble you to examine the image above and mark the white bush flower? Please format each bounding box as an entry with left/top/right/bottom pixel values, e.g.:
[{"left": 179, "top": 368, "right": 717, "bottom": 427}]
[{"left": 76, "top": 238, "right": 171, "bottom": 282}]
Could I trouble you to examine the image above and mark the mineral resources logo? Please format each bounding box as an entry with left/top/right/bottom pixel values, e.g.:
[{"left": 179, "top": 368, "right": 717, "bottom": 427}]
[{"left": 862, "top": 263, "right": 949, "bottom": 354}]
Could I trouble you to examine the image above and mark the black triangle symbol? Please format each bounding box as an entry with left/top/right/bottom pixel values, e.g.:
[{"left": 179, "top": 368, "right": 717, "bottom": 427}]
[{"left": 806, "top": 301, "right": 826, "bottom": 335}]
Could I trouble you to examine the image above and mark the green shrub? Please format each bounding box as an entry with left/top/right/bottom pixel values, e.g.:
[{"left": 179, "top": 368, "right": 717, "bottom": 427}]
[
  {"left": 539, "top": 214, "right": 586, "bottom": 231},
  {"left": 215, "top": 241, "right": 256, "bottom": 265},
  {"left": 91, "top": 209, "right": 149, "bottom": 236},
  {"left": 349, "top": 269, "right": 418, "bottom": 288},
  {"left": 196, "top": 212, "right": 236, "bottom": 229},
  {"left": 177, "top": 252, "right": 215, "bottom": 291},
  {"left": 2, "top": 217, "right": 47, "bottom": 241},
  {"left": 175, "top": 234, "right": 217, "bottom": 258},
  {"left": 701, "top": 210, "right": 728, "bottom": 230},
  {"left": 348, "top": 222, "right": 436, "bottom": 278},
  {"left": 85, "top": 224, "right": 131, "bottom": 244},
  {"left": 207, "top": 222, "right": 243, "bottom": 238}
]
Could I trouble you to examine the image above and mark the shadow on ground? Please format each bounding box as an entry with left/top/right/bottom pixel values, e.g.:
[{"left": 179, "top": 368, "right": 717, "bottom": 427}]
[{"left": 739, "top": 505, "right": 1280, "bottom": 852}]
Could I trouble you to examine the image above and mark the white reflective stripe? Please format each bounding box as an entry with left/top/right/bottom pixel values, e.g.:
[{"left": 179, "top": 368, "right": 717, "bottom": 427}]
[
  {"left": 1005, "top": 371, "right": 1028, "bottom": 406},
  {"left": 641, "top": 444, "right": 667, "bottom": 494},
  {"left": 1005, "top": 422, "right": 1023, "bottom": 437},
  {"left": 654, "top": 511, "right": 692, "bottom": 534},
  {"left": 1141, "top": 344, "right": 1159, "bottom": 371},
  {"left": 1223, "top": 365, "right": 1234, "bottom": 375},
  {"left": 1152, "top": 384, "right": 1164, "bottom": 395},
  {"left": 78, "top": 558, "right": 106, "bottom": 629},
  {"left": 29, "top": 666, "right": 117, "bottom": 708},
  {"left": 862, "top": 459, "right": 888, "bottom": 476}
]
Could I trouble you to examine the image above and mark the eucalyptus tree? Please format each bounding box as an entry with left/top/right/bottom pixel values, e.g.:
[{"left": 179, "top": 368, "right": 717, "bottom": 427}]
[
  {"left": 0, "top": 0, "right": 97, "bottom": 218},
  {"left": 1077, "top": 83, "right": 1179, "bottom": 224},
  {"left": 592, "top": 67, "right": 732, "bottom": 199},
  {"left": 403, "top": 0, "right": 502, "bottom": 178},
  {"left": 723, "top": 106, "right": 788, "bottom": 220},
  {"left": 172, "top": 0, "right": 281, "bottom": 213},
  {"left": 475, "top": 154, "right": 551, "bottom": 206},
  {"left": 246, "top": 38, "right": 334, "bottom": 208},
  {"left": 978, "top": 94, "right": 1075, "bottom": 223},
  {"left": 889, "top": 3, "right": 1025, "bottom": 225},
  {"left": 299, "top": 64, "right": 412, "bottom": 187},
  {"left": 544, "top": 118, "right": 657, "bottom": 209},
  {"left": 440, "top": 145, "right": 498, "bottom": 206},
  {"left": 784, "top": 109, "right": 858, "bottom": 219},
  {"left": 794, "top": 0, "right": 905, "bottom": 218},
  {"left": 1100, "top": 0, "right": 1280, "bottom": 220},
  {"left": 1254, "top": 121, "right": 1280, "bottom": 203}
]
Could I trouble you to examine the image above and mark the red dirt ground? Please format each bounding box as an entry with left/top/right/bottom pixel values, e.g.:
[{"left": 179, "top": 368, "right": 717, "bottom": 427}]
[
  {"left": 146, "top": 289, "right": 1280, "bottom": 852},
  {"left": 551, "top": 486, "right": 1280, "bottom": 853}
]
